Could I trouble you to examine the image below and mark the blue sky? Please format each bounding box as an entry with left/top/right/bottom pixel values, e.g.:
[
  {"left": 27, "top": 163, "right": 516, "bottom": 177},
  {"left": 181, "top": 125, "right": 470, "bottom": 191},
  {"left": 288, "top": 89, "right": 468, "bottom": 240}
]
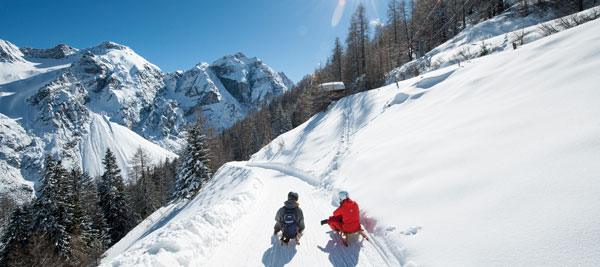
[{"left": 0, "top": 0, "right": 386, "bottom": 83}]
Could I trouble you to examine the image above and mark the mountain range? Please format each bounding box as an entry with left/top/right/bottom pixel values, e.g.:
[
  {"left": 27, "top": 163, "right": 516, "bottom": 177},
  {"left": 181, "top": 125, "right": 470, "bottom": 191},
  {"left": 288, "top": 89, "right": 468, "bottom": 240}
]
[{"left": 0, "top": 39, "right": 293, "bottom": 203}]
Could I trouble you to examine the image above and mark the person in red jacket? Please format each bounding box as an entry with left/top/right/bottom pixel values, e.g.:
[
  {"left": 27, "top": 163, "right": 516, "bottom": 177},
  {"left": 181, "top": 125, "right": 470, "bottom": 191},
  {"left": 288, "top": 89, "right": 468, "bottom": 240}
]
[{"left": 320, "top": 191, "right": 361, "bottom": 233}]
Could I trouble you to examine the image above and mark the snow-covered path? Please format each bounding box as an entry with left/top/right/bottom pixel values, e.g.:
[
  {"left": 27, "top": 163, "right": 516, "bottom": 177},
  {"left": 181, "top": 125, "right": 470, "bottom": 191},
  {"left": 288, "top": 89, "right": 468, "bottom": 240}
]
[
  {"left": 102, "top": 161, "right": 405, "bottom": 267},
  {"left": 204, "top": 163, "right": 400, "bottom": 267}
]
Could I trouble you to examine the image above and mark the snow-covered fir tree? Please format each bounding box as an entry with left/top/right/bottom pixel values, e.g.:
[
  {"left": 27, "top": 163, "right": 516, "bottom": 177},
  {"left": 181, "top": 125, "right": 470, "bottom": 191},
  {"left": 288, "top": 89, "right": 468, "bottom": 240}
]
[
  {"left": 31, "top": 154, "right": 75, "bottom": 256},
  {"left": 69, "top": 168, "right": 108, "bottom": 263},
  {"left": 97, "top": 149, "right": 133, "bottom": 245},
  {"left": 0, "top": 205, "right": 33, "bottom": 266},
  {"left": 173, "top": 121, "right": 212, "bottom": 200}
]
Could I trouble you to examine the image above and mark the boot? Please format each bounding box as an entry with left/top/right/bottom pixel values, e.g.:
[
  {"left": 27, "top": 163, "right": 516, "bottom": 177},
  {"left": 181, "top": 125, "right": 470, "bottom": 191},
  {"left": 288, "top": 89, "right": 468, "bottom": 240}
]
[{"left": 320, "top": 219, "right": 328, "bottom": 225}]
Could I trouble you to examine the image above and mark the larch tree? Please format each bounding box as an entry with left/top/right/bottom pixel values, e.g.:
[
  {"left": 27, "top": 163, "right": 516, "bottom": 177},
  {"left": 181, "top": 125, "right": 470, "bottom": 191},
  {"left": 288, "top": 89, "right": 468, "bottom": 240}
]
[
  {"left": 332, "top": 37, "right": 344, "bottom": 81},
  {"left": 129, "top": 147, "right": 157, "bottom": 219}
]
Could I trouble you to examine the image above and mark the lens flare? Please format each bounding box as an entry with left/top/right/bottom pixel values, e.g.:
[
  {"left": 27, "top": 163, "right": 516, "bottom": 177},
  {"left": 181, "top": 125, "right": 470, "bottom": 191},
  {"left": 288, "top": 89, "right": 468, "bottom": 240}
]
[{"left": 331, "top": 0, "right": 345, "bottom": 27}]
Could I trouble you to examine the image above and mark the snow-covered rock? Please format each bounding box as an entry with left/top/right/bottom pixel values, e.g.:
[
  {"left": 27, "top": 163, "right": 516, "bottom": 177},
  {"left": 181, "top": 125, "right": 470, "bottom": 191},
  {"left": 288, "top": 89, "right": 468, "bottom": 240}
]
[
  {"left": 210, "top": 52, "right": 290, "bottom": 109},
  {"left": 0, "top": 40, "right": 25, "bottom": 63},
  {"left": 20, "top": 44, "right": 78, "bottom": 59}
]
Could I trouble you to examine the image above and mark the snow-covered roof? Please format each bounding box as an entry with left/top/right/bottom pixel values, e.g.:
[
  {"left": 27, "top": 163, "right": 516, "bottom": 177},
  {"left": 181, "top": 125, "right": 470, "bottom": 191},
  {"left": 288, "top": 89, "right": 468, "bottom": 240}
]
[{"left": 319, "top": 82, "right": 345, "bottom": 91}]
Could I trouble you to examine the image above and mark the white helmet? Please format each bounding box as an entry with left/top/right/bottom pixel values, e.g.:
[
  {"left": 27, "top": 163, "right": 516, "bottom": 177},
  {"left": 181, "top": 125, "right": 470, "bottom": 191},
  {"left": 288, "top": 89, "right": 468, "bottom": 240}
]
[{"left": 338, "top": 190, "right": 349, "bottom": 201}]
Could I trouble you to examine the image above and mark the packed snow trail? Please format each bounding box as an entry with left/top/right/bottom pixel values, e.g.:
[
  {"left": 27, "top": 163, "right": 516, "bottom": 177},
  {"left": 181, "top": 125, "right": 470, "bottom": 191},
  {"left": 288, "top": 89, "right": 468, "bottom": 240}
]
[
  {"left": 102, "top": 162, "right": 406, "bottom": 267},
  {"left": 204, "top": 163, "right": 401, "bottom": 267}
]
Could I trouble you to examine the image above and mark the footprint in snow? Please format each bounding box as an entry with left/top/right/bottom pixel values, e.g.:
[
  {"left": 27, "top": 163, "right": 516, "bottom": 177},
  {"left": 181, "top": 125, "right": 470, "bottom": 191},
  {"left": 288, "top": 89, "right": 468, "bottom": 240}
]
[{"left": 400, "top": 226, "right": 422, "bottom": 236}]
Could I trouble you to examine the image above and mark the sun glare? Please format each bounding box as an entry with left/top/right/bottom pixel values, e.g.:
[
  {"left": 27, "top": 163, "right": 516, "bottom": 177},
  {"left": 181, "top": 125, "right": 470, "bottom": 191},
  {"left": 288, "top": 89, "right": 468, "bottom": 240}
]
[
  {"left": 331, "top": 0, "right": 380, "bottom": 27},
  {"left": 331, "top": 0, "right": 346, "bottom": 27}
]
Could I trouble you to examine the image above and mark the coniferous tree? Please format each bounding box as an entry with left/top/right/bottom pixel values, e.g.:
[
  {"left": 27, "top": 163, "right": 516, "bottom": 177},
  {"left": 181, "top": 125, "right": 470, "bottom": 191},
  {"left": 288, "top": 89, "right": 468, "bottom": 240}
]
[
  {"left": 98, "top": 148, "right": 132, "bottom": 245},
  {"left": 69, "top": 168, "right": 108, "bottom": 265},
  {"left": 31, "top": 155, "right": 74, "bottom": 256},
  {"left": 0, "top": 195, "right": 16, "bottom": 234},
  {"left": 174, "top": 119, "right": 212, "bottom": 200},
  {"left": 0, "top": 205, "right": 33, "bottom": 266}
]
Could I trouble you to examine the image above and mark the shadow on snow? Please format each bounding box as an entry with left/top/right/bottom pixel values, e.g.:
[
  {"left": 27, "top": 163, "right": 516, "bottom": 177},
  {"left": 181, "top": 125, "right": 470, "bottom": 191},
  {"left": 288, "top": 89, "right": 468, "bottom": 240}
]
[
  {"left": 261, "top": 235, "right": 298, "bottom": 267},
  {"left": 317, "top": 231, "right": 362, "bottom": 267}
]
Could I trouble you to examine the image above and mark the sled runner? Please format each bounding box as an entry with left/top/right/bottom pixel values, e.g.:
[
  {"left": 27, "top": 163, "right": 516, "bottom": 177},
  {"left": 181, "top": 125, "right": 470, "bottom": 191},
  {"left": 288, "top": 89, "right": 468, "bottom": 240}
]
[
  {"left": 280, "top": 233, "right": 301, "bottom": 246},
  {"left": 333, "top": 227, "right": 369, "bottom": 247}
]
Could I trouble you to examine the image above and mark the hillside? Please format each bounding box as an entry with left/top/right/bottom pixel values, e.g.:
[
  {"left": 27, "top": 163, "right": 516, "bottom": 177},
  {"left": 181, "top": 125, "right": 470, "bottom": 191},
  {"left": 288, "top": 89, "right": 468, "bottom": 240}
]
[{"left": 101, "top": 12, "right": 600, "bottom": 267}]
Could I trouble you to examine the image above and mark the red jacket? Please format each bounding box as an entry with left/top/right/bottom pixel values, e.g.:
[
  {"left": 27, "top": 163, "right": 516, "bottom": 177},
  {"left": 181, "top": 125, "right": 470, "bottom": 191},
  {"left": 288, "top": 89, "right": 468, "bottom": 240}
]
[{"left": 333, "top": 198, "right": 361, "bottom": 233}]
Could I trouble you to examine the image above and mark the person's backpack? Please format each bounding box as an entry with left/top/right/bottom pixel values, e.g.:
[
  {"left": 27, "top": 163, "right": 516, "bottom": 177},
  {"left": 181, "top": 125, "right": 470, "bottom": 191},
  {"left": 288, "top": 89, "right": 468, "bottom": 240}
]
[{"left": 281, "top": 208, "right": 298, "bottom": 242}]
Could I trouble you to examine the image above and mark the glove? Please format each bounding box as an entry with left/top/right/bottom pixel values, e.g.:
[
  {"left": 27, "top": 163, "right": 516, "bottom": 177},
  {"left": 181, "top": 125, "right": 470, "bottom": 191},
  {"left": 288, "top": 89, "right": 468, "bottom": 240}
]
[{"left": 320, "top": 219, "right": 328, "bottom": 225}]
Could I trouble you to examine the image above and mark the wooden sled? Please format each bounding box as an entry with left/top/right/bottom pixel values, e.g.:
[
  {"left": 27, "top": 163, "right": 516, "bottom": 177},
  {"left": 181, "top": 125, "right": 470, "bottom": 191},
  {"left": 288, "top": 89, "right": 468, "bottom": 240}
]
[{"left": 338, "top": 227, "right": 369, "bottom": 247}]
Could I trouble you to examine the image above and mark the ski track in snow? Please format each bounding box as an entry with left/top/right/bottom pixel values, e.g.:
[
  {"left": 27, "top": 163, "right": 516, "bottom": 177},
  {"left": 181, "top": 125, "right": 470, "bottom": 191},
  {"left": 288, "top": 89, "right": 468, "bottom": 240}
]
[{"left": 320, "top": 98, "right": 356, "bottom": 188}]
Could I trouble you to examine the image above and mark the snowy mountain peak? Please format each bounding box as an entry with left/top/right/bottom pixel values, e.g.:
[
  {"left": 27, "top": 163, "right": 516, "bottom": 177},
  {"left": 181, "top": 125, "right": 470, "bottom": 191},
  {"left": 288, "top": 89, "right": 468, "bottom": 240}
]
[
  {"left": 93, "top": 41, "right": 129, "bottom": 52},
  {"left": 0, "top": 39, "right": 25, "bottom": 63},
  {"left": 209, "top": 53, "right": 289, "bottom": 108},
  {"left": 20, "top": 43, "right": 79, "bottom": 59},
  {"left": 194, "top": 62, "right": 210, "bottom": 69},
  {"left": 211, "top": 52, "right": 261, "bottom": 70}
]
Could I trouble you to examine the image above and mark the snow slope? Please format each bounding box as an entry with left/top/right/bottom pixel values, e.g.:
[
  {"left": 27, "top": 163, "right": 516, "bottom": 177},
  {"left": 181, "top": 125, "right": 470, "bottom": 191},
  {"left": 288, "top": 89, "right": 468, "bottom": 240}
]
[
  {"left": 0, "top": 40, "right": 76, "bottom": 85},
  {"left": 387, "top": 6, "right": 600, "bottom": 83},
  {"left": 79, "top": 114, "right": 176, "bottom": 180},
  {"left": 102, "top": 16, "right": 600, "bottom": 267}
]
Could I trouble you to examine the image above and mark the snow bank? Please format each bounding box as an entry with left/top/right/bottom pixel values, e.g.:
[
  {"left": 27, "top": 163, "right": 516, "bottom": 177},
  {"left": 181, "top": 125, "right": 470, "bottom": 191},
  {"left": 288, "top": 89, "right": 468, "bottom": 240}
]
[{"left": 102, "top": 162, "right": 264, "bottom": 266}]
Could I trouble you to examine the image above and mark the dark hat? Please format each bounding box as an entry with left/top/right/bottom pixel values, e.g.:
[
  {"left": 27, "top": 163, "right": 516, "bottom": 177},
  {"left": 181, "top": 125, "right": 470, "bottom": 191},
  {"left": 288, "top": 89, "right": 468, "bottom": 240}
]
[{"left": 288, "top": 191, "right": 299, "bottom": 201}]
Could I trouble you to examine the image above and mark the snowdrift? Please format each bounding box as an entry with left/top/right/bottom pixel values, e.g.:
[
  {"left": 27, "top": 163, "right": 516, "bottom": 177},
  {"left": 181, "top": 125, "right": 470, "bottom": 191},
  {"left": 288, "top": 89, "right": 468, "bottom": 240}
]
[{"left": 102, "top": 16, "right": 600, "bottom": 267}]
